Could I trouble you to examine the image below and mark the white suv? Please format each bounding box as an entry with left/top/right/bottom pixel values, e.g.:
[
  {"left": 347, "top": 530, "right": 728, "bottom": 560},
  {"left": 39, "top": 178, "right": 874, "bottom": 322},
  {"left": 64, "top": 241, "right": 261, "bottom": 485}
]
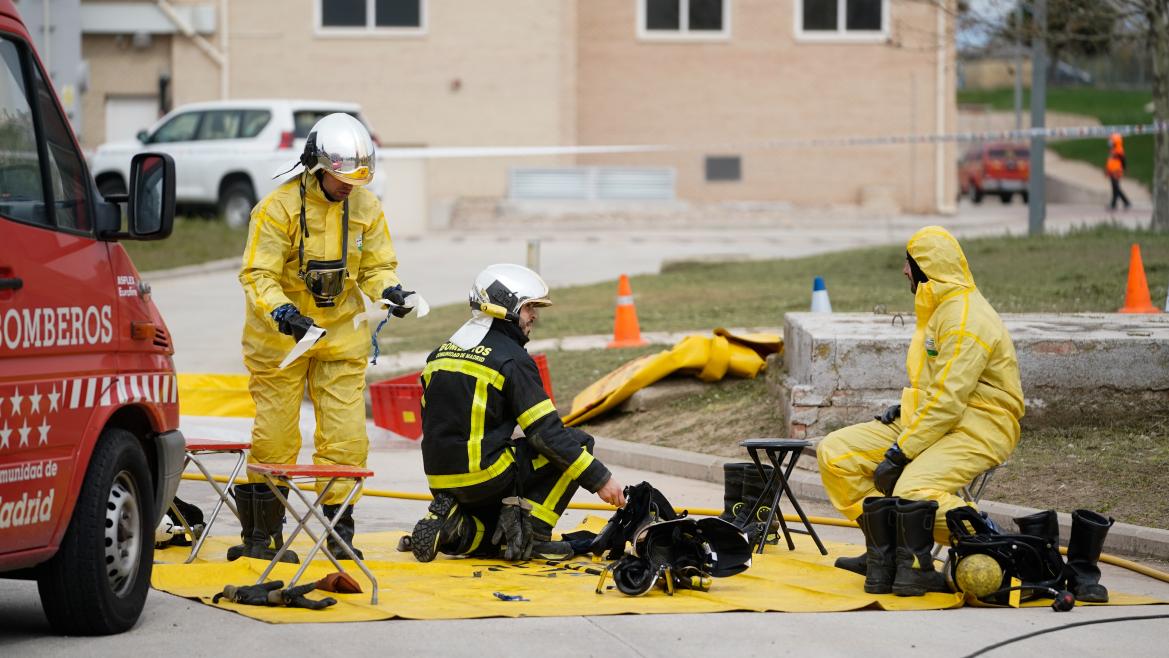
[{"left": 90, "top": 99, "right": 385, "bottom": 227}]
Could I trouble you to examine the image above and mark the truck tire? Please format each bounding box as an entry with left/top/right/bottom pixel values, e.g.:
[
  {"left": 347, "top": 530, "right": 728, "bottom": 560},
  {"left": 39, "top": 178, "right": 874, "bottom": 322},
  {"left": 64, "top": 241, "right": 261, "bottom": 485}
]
[
  {"left": 971, "top": 187, "right": 984, "bottom": 204},
  {"left": 36, "top": 428, "right": 155, "bottom": 635},
  {"left": 218, "top": 180, "right": 256, "bottom": 229}
]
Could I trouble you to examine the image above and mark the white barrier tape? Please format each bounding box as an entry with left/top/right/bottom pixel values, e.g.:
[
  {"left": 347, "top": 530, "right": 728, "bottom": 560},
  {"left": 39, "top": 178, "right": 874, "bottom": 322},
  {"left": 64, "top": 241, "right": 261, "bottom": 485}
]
[{"left": 379, "top": 121, "right": 1169, "bottom": 160}]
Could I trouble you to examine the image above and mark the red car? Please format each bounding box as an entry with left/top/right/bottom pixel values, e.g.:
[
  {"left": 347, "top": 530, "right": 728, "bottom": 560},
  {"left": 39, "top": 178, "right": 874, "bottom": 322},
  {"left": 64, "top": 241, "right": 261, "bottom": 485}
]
[{"left": 959, "top": 142, "right": 1030, "bottom": 204}]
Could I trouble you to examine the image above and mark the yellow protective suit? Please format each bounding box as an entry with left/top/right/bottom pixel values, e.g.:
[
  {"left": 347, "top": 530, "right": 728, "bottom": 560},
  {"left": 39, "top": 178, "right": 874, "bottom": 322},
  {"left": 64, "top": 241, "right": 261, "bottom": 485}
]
[
  {"left": 239, "top": 173, "right": 400, "bottom": 503},
  {"left": 817, "top": 226, "right": 1024, "bottom": 542}
]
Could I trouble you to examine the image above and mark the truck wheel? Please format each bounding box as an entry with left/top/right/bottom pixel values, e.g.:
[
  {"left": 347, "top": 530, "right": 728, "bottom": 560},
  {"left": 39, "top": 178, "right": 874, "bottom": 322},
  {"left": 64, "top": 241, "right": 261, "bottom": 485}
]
[
  {"left": 218, "top": 180, "right": 256, "bottom": 229},
  {"left": 971, "top": 187, "right": 983, "bottom": 204},
  {"left": 36, "top": 428, "right": 154, "bottom": 635},
  {"left": 999, "top": 193, "right": 1012, "bottom": 204}
]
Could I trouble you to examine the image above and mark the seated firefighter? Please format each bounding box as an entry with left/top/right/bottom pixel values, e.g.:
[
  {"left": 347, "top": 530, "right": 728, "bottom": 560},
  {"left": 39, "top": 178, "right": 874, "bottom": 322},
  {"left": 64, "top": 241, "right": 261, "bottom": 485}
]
[
  {"left": 409, "top": 264, "right": 627, "bottom": 562},
  {"left": 816, "top": 225, "right": 1025, "bottom": 596}
]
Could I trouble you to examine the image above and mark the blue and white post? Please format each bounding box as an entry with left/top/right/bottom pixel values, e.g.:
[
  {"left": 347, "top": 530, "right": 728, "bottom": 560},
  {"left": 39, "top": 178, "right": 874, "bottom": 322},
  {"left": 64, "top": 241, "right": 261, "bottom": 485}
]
[{"left": 810, "top": 276, "right": 832, "bottom": 313}]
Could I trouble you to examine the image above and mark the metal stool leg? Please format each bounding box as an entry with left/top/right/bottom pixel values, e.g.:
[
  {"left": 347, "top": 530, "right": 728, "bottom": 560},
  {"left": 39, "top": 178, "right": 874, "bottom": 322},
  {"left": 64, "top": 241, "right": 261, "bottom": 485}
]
[
  {"left": 184, "top": 449, "right": 246, "bottom": 563},
  {"left": 771, "top": 448, "right": 828, "bottom": 555}
]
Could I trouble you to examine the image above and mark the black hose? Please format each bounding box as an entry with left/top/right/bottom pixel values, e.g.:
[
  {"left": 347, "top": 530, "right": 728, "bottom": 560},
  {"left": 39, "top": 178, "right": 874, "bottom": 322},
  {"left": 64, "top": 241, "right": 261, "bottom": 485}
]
[{"left": 961, "top": 614, "right": 1169, "bottom": 658}]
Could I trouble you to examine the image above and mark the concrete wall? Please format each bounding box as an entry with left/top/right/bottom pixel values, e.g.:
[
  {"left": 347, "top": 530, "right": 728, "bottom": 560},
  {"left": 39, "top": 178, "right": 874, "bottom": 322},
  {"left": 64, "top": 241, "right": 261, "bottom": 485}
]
[
  {"left": 780, "top": 313, "right": 1169, "bottom": 438},
  {"left": 80, "top": 32, "right": 173, "bottom": 148},
  {"left": 575, "top": 0, "right": 957, "bottom": 213}
]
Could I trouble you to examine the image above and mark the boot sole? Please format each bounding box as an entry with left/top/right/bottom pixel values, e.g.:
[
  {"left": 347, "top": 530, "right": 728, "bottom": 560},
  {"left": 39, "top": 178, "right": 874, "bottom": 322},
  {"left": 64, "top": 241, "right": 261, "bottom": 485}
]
[{"left": 411, "top": 495, "right": 458, "bottom": 563}]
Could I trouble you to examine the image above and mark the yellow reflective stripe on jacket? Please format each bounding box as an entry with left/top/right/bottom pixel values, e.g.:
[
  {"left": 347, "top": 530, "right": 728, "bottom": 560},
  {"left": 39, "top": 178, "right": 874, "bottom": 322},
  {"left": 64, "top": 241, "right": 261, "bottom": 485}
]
[
  {"left": 529, "top": 498, "right": 561, "bottom": 527},
  {"left": 422, "top": 357, "right": 507, "bottom": 472},
  {"left": 517, "top": 399, "right": 556, "bottom": 430},
  {"left": 564, "top": 450, "right": 595, "bottom": 481},
  {"left": 422, "top": 358, "right": 506, "bottom": 390},
  {"left": 527, "top": 450, "right": 595, "bottom": 527},
  {"left": 469, "top": 379, "right": 488, "bottom": 470},
  {"left": 426, "top": 450, "right": 516, "bottom": 489}
]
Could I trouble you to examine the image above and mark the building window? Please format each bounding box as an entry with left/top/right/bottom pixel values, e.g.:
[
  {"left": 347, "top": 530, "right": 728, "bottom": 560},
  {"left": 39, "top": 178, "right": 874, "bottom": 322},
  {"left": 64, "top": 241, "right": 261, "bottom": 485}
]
[
  {"left": 639, "top": 0, "right": 729, "bottom": 40},
  {"left": 318, "top": 0, "right": 425, "bottom": 34},
  {"left": 797, "top": 0, "right": 886, "bottom": 41},
  {"left": 705, "top": 155, "right": 741, "bottom": 182}
]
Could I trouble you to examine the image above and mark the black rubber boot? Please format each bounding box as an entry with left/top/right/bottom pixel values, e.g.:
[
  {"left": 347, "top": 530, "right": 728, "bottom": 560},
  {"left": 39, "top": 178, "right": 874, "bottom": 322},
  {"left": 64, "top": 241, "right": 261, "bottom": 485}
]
[
  {"left": 719, "top": 463, "right": 753, "bottom": 522},
  {"left": 411, "top": 492, "right": 466, "bottom": 563},
  {"left": 892, "top": 499, "right": 948, "bottom": 596},
  {"left": 734, "top": 464, "right": 778, "bottom": 546},
  {"left": 251, "top": 486, "right": 299, "bottom": 564},
  {"left": 323, "top": 503, "right": 364, "bottom": 561},
  {"left": 836, "top": 497, "right": 898, "bottom": 592},
  {"left": 1065, "top": 509, "right": 1114, "bottom": 603},
  {"left": 1014, "top": 510, "right": 1059, "bottom": 543},
  {"left": 226, "top": 484, "right": 256, "bottom": 561}
]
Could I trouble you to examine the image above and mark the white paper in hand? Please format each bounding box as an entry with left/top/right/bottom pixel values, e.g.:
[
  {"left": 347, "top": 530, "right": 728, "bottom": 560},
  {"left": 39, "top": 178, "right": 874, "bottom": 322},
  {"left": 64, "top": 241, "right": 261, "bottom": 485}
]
[
  {"left": 377, "top": 293, "right": 429, "bottom": 318},
  {"left": 278, "top": 325, "right": 326, "bottom": 369}
]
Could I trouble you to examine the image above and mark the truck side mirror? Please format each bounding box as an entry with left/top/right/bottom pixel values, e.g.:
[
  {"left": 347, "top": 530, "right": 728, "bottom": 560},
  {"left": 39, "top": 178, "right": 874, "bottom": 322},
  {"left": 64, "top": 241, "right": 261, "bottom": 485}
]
[{"left": 127, "top": 152, "right": 175, "bottom": 240}]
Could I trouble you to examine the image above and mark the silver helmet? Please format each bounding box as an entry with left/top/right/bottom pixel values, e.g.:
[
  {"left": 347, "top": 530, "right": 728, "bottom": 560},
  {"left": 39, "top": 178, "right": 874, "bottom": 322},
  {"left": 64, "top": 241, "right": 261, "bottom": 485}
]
[
  {"left": 449, "top": 264, "right": 551, "bottom": 349},
  {"left": 301, "top": 113, "right": 375, "bottom": 186}
]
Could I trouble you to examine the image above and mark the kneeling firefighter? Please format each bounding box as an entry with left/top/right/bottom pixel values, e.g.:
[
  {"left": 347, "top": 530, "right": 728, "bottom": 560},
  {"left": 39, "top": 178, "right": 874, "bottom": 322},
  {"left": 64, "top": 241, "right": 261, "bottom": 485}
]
[
  {"left": 409, "top": 264, "right": 626, "bottom": 562},
  {"left": 234, "top": 113, "right": 418, "bottom": 563}
]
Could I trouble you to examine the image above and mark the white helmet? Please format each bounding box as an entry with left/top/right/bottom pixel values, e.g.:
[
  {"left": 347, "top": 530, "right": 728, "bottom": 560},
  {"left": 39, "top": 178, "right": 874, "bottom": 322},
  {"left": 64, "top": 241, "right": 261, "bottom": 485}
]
[
  {"left": 449, "top": 264, "right": 551, "bottom": 349},
  {"left": 300, "top": 113, "right": 375, "bottom": 186}
]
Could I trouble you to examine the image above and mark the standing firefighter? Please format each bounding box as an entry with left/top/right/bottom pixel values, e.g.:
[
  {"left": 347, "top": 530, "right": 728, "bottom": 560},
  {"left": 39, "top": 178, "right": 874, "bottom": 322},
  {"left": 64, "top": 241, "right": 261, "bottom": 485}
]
[
  {"left": 1105, "top": 132, "right": 1131, "bottom": 211},
  {"left": 409, "top": 264, "right": 626, "bottom": 562},
  {"left": 234, "top": 113, "right": 418, "bottom": 563},
  {"left": 817, "top": 226, "right": 1025, "bottom": 596}
]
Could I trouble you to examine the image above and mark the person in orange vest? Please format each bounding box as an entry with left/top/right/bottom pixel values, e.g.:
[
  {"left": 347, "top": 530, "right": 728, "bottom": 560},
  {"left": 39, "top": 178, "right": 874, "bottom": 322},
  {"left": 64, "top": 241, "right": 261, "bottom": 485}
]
[{"left": 1106, "top": 132, "right": 1131, "bottom": 211}]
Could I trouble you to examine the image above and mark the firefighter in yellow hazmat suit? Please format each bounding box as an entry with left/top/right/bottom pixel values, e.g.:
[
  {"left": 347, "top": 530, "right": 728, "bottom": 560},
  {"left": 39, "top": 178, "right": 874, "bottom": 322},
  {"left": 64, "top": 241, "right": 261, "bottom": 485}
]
[
  {"left": 817, "top": 226, "right": 1024, "bottom": 596},
  {"left": 233, "top": 113, "right": 416, "bottom": 563}
]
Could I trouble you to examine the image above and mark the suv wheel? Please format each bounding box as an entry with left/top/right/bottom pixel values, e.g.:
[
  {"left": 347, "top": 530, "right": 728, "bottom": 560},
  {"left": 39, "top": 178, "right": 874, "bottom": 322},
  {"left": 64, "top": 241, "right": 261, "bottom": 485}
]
[
  {"left": 999, "top": 192, "right": 1012, "bottom": 204},
  {"left": 36, "top": 428, "right": 154, "bottom": 635},
  {"left": 97, "top": 176, "right": 127, "bottom": 200},
  {"left": 219, "top": 180, "right": 256, "bottom": 229},
  {"left": 971, "top": 186, "right": 984, "bottom": 204}
]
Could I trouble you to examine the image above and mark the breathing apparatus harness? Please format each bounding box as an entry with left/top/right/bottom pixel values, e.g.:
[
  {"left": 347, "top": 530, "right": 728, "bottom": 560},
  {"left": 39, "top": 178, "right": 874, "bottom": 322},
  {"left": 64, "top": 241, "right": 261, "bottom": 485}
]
[
  {"left": 945, "top": 507, "right": 1073, "bottom": 611},
  {"left": 296, "top": 166, "right": 349, "bottom": 308}
]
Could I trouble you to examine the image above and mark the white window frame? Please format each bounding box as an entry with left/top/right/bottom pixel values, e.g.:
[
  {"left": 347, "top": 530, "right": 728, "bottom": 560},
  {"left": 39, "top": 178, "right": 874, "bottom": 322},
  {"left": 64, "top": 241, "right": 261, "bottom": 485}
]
[
  {"left": 315, "top": 0, "right": 428, "bottom": 38},
  {"left": 794, "top": 0, "right": 888, "bottom": 43},
  {"left": 637, "top": 0, "right": 731, "bottom": 42}
]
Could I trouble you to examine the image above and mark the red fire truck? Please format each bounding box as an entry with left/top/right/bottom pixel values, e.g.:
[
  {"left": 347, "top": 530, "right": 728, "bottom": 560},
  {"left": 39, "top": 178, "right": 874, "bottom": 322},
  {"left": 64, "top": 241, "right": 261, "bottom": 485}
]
[{"left": 1, "top": 0, "right": 185, "bottom": 635}]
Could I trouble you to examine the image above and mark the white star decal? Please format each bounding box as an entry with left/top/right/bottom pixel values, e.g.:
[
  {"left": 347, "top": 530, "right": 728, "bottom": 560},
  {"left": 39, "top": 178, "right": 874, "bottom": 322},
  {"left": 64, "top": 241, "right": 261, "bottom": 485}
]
[
  {"left": 48, "top": 385, "right": 61, "bottom": 412},
  {"left": 37, "top": 419, "right": 50, "bottom": 446},
  {"left": 29, "top": 386, "right": 42, "bottom": 414},
  {"left": 18, "top": 421, "right": 31, "bottom": 448},
  {"left": 9, "top": 387, "right": 23, "bottom": 416},
  {"left": 0, "top": 422, "right": 10, "bottom": 450}
]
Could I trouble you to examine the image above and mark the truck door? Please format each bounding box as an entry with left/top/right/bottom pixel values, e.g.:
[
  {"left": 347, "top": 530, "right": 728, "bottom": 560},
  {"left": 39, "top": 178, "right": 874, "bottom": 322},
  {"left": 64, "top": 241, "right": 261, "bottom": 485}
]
[{"left": 0, "top": 34, "right": 113, "bottom": 553}]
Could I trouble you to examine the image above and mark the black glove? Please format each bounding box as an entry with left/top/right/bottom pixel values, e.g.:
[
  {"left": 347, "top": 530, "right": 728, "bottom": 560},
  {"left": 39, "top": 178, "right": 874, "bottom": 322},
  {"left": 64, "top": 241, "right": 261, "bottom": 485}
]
[
  {"left": 381, "top": 285, "right": 416, "bottom": 318},
  {"left": 874, "top": 404, "right": 901, "bottom": 425},
  {"left": 272, "top": 304, "right": 314, "bottom": 341},
  {"left": 213, "top": 580, "right": 283, "bottom": 606},
  {"left": 491, "top": 496, "right": 534, "bottom": 561},
  {"left": 280, "top": 582, "right": 337, "bottom": 610},
  {"left": 873, "top": 444, "right": 910, "bottom": 496}
]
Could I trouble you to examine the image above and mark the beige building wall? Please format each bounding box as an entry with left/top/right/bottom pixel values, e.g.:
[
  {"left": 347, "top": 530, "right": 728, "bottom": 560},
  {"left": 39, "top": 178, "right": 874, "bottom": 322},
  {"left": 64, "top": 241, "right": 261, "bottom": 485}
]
[
  {"left": 80, "top": 33, "right": 172, "bottom": 148},
  {"left": 575, "top": 0, "right": 957, "bottom": 212}
]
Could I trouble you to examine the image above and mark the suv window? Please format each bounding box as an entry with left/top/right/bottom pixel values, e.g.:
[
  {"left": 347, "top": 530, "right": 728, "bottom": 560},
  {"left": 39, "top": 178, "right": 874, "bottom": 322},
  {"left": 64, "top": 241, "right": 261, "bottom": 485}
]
[
  {"left": 0, "top": 37, "right": 47, "bottom": 226},
  {"left": 240, "top": 109, "right": 271, "bottom": 138},
  {"left": 293, "top": 110, "right": 363, "bottom": 138},
  {"left": 151, "top": 111, "right": 201, "bottom": 143},
  {"left": 34, "top": 65, "right": 91, "bottom": 231},
  {"left": 196, "top": 109, "right": 241, "bottom": 140}
]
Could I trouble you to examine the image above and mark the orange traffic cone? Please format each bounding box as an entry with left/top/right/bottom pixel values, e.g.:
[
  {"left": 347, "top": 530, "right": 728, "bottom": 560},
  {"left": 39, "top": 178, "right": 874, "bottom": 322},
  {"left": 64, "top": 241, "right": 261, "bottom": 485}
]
[
  {"left": 608, "top": 274, "right": 647, "bottom": 348},
  {"left": 1118, "top": 243, "right": 1162, "bottom": 314}
]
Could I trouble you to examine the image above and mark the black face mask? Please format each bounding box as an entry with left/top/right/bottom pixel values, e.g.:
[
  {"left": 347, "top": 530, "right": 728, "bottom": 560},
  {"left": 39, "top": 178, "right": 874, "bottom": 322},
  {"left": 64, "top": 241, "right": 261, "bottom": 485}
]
[
  {"left": 297, "top": 173, "right": 348, "bottom": 308},
  {"left": 907, "top": 253, "right": 929, "bottom": 285}
]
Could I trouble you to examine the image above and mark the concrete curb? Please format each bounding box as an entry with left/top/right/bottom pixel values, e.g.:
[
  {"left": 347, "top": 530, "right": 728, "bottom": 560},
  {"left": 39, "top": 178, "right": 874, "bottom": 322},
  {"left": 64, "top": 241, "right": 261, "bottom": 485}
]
[
  {"left": 594, "top": 435, "right": 1169, "bottom": 561},
  {"left": 142, "top": 257, "right": 239, "bottom": 282}
]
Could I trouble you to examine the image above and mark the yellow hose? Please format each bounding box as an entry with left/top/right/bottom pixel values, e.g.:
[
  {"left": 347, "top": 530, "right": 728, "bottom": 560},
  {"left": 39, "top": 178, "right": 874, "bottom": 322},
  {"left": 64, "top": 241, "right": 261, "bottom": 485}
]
[{"left": 180, "top": 473, "right": 1169, "bottom": 584}]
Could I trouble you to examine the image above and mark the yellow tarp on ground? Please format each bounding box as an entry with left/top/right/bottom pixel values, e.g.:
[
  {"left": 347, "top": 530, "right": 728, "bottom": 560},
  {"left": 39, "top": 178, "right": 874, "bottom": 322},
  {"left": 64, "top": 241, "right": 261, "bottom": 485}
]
[
  {"left": 152, "top": 523, "right": 1163, "bottom": 624},
  {"left": 563, "top": 328, "right": 782, "bottom": 427},
  {"left": 177, "top": 373, "right": 255, "bottom": 418}
]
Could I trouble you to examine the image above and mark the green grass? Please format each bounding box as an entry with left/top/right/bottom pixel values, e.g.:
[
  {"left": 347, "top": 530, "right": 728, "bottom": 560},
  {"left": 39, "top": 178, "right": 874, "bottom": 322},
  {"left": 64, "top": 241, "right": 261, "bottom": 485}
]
[
  {"left": 382, "top": 225, "right": 1169, "bottom": 353},
  {"left": 123, "top": 217, "right": 248, "bottom": 273},
  {"left": 957, "top": 87, "right": 1155, "bottom": 187}
]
